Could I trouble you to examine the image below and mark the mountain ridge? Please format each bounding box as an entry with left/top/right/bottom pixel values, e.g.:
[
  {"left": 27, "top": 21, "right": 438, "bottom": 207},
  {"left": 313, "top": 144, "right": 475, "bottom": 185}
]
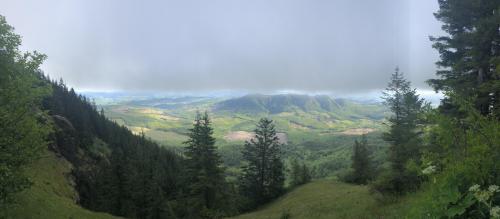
[
  {"left": 213, "top": 94, "right": 344, "bottom": 114},
  {"left": 212, "top": 94, "right": 387, "bottom": 121}
]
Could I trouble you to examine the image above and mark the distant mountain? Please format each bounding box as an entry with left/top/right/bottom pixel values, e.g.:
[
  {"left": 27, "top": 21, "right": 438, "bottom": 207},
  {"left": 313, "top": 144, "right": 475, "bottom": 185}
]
[
  {"left": 213, "top": 94, "right": 329, "bottom": 114},
  {"left": 213, "top": 94, "right": 386, "bottom": 119}
]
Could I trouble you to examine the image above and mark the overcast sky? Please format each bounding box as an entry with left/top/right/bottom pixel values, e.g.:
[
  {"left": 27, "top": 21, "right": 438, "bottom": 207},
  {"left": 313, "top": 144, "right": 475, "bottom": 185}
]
[{"left": 1, "top": 0, "right": 444, "bottom": 93}]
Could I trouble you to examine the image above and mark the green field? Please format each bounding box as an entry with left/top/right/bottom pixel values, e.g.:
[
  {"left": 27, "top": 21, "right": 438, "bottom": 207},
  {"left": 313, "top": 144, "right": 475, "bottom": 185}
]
[{"left": 229, "top": 180, "right": 409, "bottom": 219}]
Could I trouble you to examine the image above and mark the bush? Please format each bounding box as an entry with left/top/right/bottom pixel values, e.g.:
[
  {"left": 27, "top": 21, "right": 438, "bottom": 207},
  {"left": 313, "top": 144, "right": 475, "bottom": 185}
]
[
  {"left": 370, "top": 169, "right": 397, "bottom": 196},
  {"left": 338, "top": 168, "right": 356, "bottom": 183},
  {"left": 280, "top": 208, "right": 291, "bottom": 219},
  {"left": 403, "top": 97, "right": 500, "bottom": 217}
]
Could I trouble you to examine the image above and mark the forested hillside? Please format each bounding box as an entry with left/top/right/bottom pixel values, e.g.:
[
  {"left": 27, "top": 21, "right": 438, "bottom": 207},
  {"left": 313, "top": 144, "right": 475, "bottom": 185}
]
[{"left": 43, "top": 80, "right": 188, "bottom": 218}]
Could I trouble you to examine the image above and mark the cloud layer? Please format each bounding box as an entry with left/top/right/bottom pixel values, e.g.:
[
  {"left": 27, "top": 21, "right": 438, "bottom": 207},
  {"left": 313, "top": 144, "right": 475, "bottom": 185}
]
[{"left": 1, "top": 0, "right": 444, "bottom": 92}]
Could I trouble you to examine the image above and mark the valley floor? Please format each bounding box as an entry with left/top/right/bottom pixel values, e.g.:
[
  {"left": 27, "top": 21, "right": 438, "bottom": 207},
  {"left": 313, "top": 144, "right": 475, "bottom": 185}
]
[{"left": 229, "top": 180, "right": 407, "bottom": 219}]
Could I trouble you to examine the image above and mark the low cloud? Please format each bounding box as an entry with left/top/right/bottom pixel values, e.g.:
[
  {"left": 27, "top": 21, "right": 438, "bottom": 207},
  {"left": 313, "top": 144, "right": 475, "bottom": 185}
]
[{"left": 1, "top": 0, "right": 444, "bottom": 92}]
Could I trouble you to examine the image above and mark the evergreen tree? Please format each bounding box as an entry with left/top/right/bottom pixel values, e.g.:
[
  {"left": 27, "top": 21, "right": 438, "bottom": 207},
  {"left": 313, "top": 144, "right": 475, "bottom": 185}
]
[
  {"left": 428, "top": 0, "right": 500, "bottom": 117},
  {"left": 239, "top": 118, "right": 285, "bottom": 207},
  {"left": 301, "top": 164, "right": 312, "bottom": 185},
  {"left": 184, "top": 111, "right": 225, "bottom": 218},
  {"left": 0, "top": 15, "right": 51, "bottom": 206},
  {"left": 350, "top": 135, "right": 372, "bottom": 184},
  {"left": 289, "top": 159, "right": 311, "bottom": 187},
  {"left": 289, "top": 159, "right": 302, "bottom": 187},
  {"left": 379, "top": 68, "right": 426, "bottom": 194}
]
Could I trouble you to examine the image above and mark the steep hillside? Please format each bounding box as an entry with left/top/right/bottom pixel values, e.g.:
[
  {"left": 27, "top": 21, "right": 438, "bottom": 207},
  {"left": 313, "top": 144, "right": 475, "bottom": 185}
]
[
  {"left": 1, "top": 149, "right": 119, "bottom": 219},
  {"left": 39, "top": 81, "right": 186, "bottom": 218},
  {"left": 230, "top": 180, "right": 409, "bottom": 219}
]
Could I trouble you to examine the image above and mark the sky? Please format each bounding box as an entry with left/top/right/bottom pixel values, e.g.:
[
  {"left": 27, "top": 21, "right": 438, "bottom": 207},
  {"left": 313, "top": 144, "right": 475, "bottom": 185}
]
[{"left": 1, "top": 0, "right": 444, "bottom": 93}]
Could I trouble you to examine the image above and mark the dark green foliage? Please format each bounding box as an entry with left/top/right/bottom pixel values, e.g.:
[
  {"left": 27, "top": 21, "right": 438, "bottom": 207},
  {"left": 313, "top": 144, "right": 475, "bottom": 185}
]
[
  {"left": 289, "top": 159, "right": 312, "bottom": 188},
  {"left": 41, "top": 76, "right": 185, "bottom": 218},
  {"left": 408, "top": 96, "right": 500, "bottom": 218},
  {"left": 405, "top": 0, "right": 500, "bottom": 216},
  {"left": 239, "top": 118, "right": 285, "bottom": 208},
  {"left": 384, "top": 1, "right": 500, "bottom": 216},
  {"left": 347, "top": 135, "right": 372, "bottom": 185},
  {"left": 375, "top": 68, "right": 427, "bottom": 194},
  {"left": 183, "top": 112, "right": 229, "bottom": 218},
  {"left": 280, "top": 133, "right": 388, "bottom": 180},
  {"left": 428, "top": 0, "right": 500, "bottom": 117},
  {"left": 279, "top": 209, "right": 291, "bottom": 219},
  {"left": 0, "top": 15, "right": 52, "bottom": 207},
  {"left": 407, "top": 1, "right": 500, "bottom": 216}
]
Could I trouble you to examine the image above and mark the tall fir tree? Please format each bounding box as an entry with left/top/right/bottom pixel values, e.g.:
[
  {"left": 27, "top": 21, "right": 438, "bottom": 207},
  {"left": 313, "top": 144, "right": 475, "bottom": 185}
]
[
  {"left": 428, "top": 0, "right": 500, "bottom": 117},
  {"left": 380, "top": 68, "right": 426, "bottom": 194},
  {"left": 289, "top": 159, "right": 302, "bottom": 187},
  {"left": 289, "top": 158, "right": 312, "bottom": 187},
  {"left": 184, "top": 111, "right": 225, "bottom": 218},
  {"left": 350, "top": 135, "right": 372, "bottom": 184},
  {"left": 239, "top": 118, "right": 285, "bottom": 207}
]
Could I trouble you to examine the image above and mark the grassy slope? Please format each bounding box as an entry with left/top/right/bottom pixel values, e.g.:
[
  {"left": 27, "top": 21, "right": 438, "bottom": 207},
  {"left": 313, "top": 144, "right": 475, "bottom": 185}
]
[
  {"left": 2, "top": 149, "right": 119, "bottom": 219},
  {"left": 230, "top": 180, "right": 409, "bottom": 219}
]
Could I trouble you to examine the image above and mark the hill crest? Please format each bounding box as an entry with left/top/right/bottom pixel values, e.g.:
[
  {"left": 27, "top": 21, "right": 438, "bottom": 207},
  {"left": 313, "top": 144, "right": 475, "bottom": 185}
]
[{"left": 213, "top": 94, "right": 344, "bottom": 114}]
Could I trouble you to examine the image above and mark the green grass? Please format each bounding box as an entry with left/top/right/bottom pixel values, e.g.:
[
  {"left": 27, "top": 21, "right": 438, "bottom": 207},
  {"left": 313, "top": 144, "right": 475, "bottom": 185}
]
[
  {"left": 1, "top": 149, "right": 119, "bottom": 219},
  {"left": 229, "top": 180, "right": 407, "bottom": 219}
]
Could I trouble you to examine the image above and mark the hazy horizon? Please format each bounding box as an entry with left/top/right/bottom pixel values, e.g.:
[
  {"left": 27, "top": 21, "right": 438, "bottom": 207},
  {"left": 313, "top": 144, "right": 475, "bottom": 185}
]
[
  {"left": 80, "top": 88, "right": 444, "bottom": 106},
  {"left": 1, "top": 0, "right": 444, "bottom": 92}
]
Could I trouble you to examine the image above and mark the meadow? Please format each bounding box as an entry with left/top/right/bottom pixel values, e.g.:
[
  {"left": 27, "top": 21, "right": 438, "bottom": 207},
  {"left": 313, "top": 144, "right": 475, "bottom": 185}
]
[{"left": 229, "top": 179, "right": 410, "bottom": 219}]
